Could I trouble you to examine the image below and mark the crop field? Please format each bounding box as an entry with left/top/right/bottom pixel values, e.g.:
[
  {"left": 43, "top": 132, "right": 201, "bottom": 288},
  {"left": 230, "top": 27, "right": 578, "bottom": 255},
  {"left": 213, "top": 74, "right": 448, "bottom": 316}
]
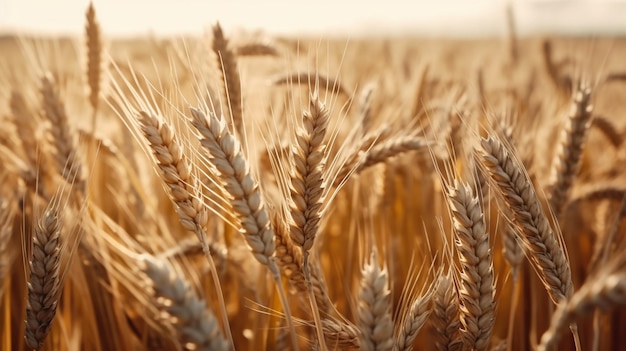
[{"left": 1, "top": 3, "right": 626, "bottom": 351}]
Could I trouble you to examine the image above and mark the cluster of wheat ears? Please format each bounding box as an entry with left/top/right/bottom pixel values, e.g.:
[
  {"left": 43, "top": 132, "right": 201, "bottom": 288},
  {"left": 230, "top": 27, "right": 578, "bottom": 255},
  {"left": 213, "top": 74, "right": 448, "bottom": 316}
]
[{"left": 1, "top": 3, "right": 626, "bottom": 351}]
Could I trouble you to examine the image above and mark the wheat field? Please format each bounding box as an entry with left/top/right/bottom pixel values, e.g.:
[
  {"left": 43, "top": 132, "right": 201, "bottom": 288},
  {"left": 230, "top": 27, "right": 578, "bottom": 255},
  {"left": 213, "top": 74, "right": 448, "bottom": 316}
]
[{"left": 1, "top": 3, "right": 626, "bottom": 351}]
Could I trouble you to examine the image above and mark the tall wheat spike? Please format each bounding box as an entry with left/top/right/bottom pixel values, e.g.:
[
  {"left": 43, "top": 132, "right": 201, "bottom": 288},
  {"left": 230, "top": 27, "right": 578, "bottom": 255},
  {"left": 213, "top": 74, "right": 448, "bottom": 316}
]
[
  {"left": 212, "top": 23, "right": 243, "bottom": 138},
  {"left": 85, "top": 1, "right": 102, "bottom": 130},
  {"left": 547, "top": 83, "right": 593, "bottom": 217},
  {"left": 445, "top": 180, "right": 495, "bottom": 351}
]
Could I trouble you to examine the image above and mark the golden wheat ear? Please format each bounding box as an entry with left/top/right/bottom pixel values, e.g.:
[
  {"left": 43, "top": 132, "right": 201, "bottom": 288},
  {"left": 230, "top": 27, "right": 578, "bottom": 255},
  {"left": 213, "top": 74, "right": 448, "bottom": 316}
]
[
  {"left": 85, "top": 1, "right": 103, "bottom": 130},
  {"left": 444, "top": 179, "right": 495, "bottom": 351},
  {"left": 212, "top": 23, "right": 243, "bottom": 138},
  {"left": 188, "top": 107, "right": 299, "bottom": 350},
  {"left": 547, "top": 82, "right": 593, "bottom": 218}
]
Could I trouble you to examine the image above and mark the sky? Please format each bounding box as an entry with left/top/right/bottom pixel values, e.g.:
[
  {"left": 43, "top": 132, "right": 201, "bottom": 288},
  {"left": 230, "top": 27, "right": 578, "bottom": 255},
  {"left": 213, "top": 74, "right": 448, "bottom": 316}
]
[{"left": 2, "top": 0, "right": 626, "bottom": 37}]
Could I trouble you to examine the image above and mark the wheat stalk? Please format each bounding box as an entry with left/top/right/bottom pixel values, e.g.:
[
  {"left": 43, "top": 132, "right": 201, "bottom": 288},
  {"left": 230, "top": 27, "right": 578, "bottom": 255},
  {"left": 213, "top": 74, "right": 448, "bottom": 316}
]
[{"left": 138, "top": 111, "right": 227, "bottom": 260}]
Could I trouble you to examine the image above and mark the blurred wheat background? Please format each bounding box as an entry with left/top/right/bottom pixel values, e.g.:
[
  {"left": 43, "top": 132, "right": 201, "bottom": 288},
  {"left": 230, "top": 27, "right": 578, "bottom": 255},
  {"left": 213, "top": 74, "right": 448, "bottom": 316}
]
[{"left": 1, "top": 1, "right": 626, "bottom": 351}]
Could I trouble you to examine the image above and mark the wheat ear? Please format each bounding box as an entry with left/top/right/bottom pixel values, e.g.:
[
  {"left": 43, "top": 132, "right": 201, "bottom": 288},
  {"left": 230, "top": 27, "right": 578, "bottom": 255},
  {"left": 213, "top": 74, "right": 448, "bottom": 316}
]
[
  {"left": 287, "top": 96, "right": 330, "bottom": 348},
  {"left": 288, "top": 96, "right": 329, "bottom": 255},
  {"left": 138, "top": 254, "right": 230, "bottom": 351},
  {"left": 188, "top": 107, "right": 299, "bottom": 350},
  {"left": 212, "top": 23, "right": 243, "bottom": 137},
  {"left": 24, "top": 205, "right": 63, "bottom": 349},
  {"left": 138, "top": 111, "right": 227, "bottom": 261},
  {"left": 10, "top": 91, "right": 39, "bottom": 169},
  {"left": 394, "top": 286, "right": 435, "bottom": 351},
  {"left": 272, "top": 72, "right": 348, "bottom": 98},
  {"left": 538, "top": 272, "right": 626, "bottom": 351},
  {"left": 234, "top": 43, "right": 279, "bottom": 56},
  {"left": 547, "top": 83, "right": 593, "bottom": 217},
  {"left": 357, "top": 250, "right": 394, "bottom": 351},
  {"left": 189, "top": 107, "right": 274, "bottom": 265},
  {"left": 334, "top": 135, "right": 427, "bottom": 188},
  {"left": 446, "top": 180, "right": 495, "bottom": 351},
  {"left": 478, "top": 135, "right": 573, "bottom": 304},
  {"left": 432, "top": 270, "right": 463, "bottom": 351},
  {"left": 85, "top": 1, "right": 102, "bottom": 130},
  {"left": 321, "top": 319, "right": 360, "bottom": 349},
  {"left": 40, "top": 74, "right": 84, "bottom": 192},
  {"left": 289, "top": 96, "right": 329, "bottom": 349},
  {"left": 138, "top": 111, "right": 231, "bottom": 343}
]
